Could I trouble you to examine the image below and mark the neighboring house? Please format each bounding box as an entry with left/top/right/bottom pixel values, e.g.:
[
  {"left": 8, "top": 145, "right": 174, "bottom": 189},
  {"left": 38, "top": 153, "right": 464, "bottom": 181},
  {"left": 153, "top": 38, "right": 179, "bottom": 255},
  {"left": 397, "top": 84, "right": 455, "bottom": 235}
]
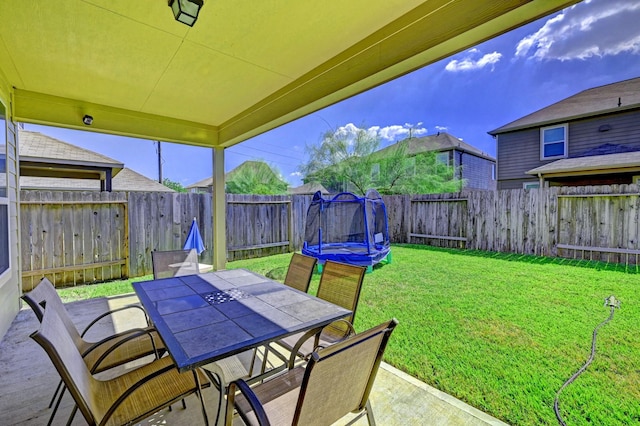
[
  {"left": 19, "top": 130, "right": 171, "bottom": 192},
  {"left": 187, "top": 160, "right": 288, "bottom": 194},
  {"left": 375, "top": 132, "right": 496, "bottom": 191},
  {"left": 303, "top": 132, "right": 496, "bottom": 193},
  {"left": 187, "top": 175, "right": 214, "bottom": 193},
  {"left": 287, "top": 182, "right": 330, "bottom": 195},
  {"left": 489, "top": 76, "right": 640, "bottom": 190}
]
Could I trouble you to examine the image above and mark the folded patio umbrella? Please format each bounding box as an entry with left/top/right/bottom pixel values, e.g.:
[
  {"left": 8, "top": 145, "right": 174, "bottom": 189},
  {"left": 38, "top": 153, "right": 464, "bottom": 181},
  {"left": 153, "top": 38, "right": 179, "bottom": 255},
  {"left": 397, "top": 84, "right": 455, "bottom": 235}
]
[{"left": 183, "top": 217, "right": 205, "bottom": 255}]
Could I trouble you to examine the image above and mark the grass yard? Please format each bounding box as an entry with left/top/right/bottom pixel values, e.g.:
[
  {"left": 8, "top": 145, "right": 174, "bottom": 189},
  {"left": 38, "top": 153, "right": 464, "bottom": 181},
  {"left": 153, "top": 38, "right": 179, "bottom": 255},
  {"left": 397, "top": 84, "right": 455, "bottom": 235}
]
[{"left": 58, "top": 245, "right": 640, "bottom": 425}]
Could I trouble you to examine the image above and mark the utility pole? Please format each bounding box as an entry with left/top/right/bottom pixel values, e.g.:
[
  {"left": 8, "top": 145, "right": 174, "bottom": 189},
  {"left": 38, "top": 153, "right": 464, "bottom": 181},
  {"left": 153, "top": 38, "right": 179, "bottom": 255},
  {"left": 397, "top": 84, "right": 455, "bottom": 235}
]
[{"left": 157, "top": 141, "right": 163, "bottom": 183}]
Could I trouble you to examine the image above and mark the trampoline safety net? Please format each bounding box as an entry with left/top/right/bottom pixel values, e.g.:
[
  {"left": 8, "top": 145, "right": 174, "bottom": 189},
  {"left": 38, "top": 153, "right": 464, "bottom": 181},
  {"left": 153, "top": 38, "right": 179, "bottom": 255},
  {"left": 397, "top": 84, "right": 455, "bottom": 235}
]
[{"left": 302, "top": 189, "right": 390, "bottom": 267}]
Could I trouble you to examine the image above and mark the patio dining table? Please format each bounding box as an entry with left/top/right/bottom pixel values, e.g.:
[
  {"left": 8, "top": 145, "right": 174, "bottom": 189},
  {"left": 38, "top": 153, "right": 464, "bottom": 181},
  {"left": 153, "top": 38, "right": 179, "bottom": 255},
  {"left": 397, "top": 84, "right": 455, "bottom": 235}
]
[{"left": 133, "top": 268, "right": 352, "bottom": 424}]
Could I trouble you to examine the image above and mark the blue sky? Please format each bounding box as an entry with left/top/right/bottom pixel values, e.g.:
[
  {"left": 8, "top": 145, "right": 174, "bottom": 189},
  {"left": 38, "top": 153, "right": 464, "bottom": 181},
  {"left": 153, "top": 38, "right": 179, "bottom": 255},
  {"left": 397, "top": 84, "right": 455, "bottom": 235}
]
[{"left": 26, "top": 0, "right": 640, "bottom": 188}]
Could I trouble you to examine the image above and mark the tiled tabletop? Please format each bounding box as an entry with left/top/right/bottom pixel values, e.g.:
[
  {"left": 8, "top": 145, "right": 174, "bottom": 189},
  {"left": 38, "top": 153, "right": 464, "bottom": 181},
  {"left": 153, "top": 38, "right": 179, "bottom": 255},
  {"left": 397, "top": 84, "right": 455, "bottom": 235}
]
[{"left": 133, "top": 269, "right": 352, "bottom": 372}]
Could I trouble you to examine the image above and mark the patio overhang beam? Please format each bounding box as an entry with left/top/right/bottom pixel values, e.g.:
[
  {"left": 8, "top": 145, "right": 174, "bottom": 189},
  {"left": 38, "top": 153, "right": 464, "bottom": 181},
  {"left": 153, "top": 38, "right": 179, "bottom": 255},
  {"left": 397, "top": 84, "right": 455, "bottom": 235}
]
[{"left": 13, "top": 90, "right": 219, "bottom": 147}]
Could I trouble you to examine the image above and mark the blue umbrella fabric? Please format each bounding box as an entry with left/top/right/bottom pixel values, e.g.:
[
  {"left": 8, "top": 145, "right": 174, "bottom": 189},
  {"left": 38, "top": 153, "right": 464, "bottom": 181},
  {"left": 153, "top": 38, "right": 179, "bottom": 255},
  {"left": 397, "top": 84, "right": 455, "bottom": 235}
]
[{"left": 183, "top": 217, "right": 205, "bottom": 255}]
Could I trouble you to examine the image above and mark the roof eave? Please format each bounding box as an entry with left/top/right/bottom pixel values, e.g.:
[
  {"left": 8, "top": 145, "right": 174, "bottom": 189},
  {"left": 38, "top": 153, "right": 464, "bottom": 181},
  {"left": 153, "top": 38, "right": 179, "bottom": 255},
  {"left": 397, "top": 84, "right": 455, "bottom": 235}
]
[
  {"left": 489, "top": 104, "right": 640, "bottom": 135},
  {"left": 19, "top": 156, "right": 124, "bottom": 171}
]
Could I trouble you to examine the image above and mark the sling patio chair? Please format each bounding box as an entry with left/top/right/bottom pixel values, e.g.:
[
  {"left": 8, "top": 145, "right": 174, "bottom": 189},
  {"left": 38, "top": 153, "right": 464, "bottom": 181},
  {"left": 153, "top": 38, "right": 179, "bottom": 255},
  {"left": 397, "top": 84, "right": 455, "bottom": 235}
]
[
  {"left": 250, "top": 253, "right": 319, "bottom": 377},
  {"left": 151, "top": 249, "right": 200, "bottom": 279},
  {"left": 30, "top": 305, "right": 210, "bottom": 426},
  {"left": 22, "top": 277, "right": 166, "bottom": 424},
  {"left": 283, "top": 253, "right": 317, "bottom": 293},
  {"left": 226, "top": 319, "right": 398, "bottom": 426},
  {"left": 272, "top": 260, "right": 366, "bottom": 369}
]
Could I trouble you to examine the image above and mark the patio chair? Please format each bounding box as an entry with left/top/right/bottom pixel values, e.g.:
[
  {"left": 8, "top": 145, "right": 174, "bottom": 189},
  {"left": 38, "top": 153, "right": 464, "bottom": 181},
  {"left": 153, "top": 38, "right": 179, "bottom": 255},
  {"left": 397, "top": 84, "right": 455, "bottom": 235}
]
[
  {"left": 226, "top": 319, "right": 398, "bottom": 426},
  {"left": 274, "top": 260, "right": 366, "bottom": 368},
  {"left": 283, "top": 253, "right": 317, "bottom": 293},
  {"left": 21, "top": 278, "right": 165, "bottom": 424},
  {"left": 30, "top": 305, "right": 210, "bottom": 426},
  {"left": 151, "top": 249, "right": 200, "bottom": 279}
]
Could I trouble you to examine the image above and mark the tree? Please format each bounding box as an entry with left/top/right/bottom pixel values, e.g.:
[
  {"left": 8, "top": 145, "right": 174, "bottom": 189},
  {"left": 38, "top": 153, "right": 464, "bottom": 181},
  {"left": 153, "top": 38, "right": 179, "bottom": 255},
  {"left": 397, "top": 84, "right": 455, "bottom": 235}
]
[
  {"left": 300, "top": 125, "right": 464, "bottom": 195},
  {"left": 380, "top": 149, "right": 464, "bottom": 194},
  {"left": 300, "top": 125, "right": 382, "bottom": 195},
  {"left": 162, "top": 178, "right": 187, "bottom": 192},
  {"left": 225, "top": 161, "right": 288, "bottom": 194}
]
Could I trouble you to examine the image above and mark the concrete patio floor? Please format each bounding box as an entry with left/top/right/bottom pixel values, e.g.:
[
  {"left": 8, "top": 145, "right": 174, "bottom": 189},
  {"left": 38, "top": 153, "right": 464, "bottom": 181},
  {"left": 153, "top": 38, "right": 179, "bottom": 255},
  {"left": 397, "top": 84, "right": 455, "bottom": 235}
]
[{"left": 0, "top": 293, "right": 509, "bottom": 425}]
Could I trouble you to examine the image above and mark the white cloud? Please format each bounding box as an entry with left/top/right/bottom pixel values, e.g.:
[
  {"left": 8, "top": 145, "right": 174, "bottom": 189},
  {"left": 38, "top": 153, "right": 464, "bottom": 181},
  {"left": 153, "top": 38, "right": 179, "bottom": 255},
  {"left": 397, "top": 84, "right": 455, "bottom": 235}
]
[
  {"left": 290, "top": 171, "right": 302, "bottom": 177},
  {"left": 333, "top": 122, "right": 428, "bottom": 143},
  {"left": 334, "top": 123, "right": 361, "bottom": 138},
  {"left": 377, "top": 124, "right": 427, "bottom": 141},
  {"left": 435, "top": 125, "right": 448, "bottom": 132},
  {"left": 377, "top": 125, "right": 405, "bottom": 141},
  {"left": 445, "top": 50, "right": 502, "bottom": 72},
  {"left": 515, "top": 0, "right": 640, "bottom": 61}
]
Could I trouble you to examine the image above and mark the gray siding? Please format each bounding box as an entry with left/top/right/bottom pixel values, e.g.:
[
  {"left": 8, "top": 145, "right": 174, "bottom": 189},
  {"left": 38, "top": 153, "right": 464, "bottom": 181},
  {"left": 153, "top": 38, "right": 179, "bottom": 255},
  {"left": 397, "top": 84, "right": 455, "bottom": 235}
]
[
  {"left": 567, "top": 109, "right": 640, "bottom": 154},
  {"left": 455, "top": 151, "right": 496, "bottom": 190},
  {"left": 497, "top": 109, "right": 640, "bottom": 190},
  {"left": 496, "top": 128, "right": 540, "bottom": 184},
  {"left": 498, "top": 178, "right": 538, "bottom": 190}
]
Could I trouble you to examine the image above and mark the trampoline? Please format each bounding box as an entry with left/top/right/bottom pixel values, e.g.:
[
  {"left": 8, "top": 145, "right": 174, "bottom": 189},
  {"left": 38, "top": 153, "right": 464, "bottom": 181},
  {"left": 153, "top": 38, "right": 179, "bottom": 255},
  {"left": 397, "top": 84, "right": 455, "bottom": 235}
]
[{"left": 302, "top": 189, "right": 391, "bottom": 270}]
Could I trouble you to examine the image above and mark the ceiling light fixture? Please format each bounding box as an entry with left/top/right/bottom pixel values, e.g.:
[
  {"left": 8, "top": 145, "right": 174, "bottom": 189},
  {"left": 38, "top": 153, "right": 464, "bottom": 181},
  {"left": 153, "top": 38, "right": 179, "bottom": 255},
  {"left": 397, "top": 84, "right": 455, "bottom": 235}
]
[
  {"left": 169, "top": 0, "right": 203, "bottom": 27},
  {"left": 82, "top": 115, "right": 93, "bottom": 126}
]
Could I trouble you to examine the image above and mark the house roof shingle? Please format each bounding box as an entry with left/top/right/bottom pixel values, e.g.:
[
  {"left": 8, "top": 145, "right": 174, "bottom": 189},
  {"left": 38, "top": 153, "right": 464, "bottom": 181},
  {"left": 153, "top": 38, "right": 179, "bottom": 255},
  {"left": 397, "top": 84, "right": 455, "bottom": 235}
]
[
  {"left": 19, "top": 130, "right": 124, "bottom": 173},
  {"left": 489, "top": 76, "right": 640, "bottom": 135},
  {"left": 377, "top": 132, "right": 495, "bottom": 161},
  {"left": 16, "top": 130, "right": 171, "bottom": 192},
  {"left": 288, "top": 182, "right": 329, "bottom": 195}
]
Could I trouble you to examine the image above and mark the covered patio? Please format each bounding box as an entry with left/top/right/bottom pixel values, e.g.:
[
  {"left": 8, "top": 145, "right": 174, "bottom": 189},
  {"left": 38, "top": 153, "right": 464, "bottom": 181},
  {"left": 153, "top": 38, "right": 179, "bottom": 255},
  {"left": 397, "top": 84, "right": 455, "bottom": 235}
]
[
  {"left": 0, "top": 1, "right": 580, "bottom": 424},
  {"left": 0, "top": 293, "right": 507, "bottom": 425},
  {"left": 0, "top": 0, "right": 582, "bottom": 339}
]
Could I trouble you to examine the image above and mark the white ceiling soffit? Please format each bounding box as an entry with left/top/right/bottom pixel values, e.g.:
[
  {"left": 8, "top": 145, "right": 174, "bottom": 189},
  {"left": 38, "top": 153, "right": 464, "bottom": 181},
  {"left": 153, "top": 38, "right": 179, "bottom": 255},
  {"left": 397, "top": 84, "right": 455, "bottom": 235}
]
[{"left": 0, "top": 1, "right": 579, "bottom": 147}]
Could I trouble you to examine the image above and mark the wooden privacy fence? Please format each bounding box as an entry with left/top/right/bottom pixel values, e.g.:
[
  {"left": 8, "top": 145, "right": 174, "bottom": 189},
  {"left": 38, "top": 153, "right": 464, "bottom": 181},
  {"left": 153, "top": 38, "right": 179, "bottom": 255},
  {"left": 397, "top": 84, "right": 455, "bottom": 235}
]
[
  {"left": 226, "top": 194, "right": 292, "bottom": 261},
  {"left": 21, "top": 191, "right": 129, "bottom": 291},
  {"left": 19, "top": 191, "right": 307, "bottom": 289},
  {"left": 20, "top": 191, "right": 214, "bottom": 290},
  {"left": 382, "top": 184, "right": 640, "bottom": 264},
  {"left": 19, "top": 184, "right": 640, "bottom": 289},
  {"left": 127, "top": 192, "right": 213, "bottom": 277}
]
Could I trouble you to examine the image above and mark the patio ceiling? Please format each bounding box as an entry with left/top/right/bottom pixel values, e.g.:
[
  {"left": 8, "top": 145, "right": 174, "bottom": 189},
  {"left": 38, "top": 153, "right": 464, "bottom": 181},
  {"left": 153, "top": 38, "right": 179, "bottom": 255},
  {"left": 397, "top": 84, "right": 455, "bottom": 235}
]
[{"left": 0, "top": 1, "right": 579, "bottom": 148}]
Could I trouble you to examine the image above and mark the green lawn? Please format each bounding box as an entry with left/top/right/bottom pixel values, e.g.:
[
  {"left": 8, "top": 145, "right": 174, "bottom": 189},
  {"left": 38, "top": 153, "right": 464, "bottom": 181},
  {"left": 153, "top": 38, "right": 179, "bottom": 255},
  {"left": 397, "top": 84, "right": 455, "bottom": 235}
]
[{"left": 57, "top": 245, "right": 640, "bottom": 425}]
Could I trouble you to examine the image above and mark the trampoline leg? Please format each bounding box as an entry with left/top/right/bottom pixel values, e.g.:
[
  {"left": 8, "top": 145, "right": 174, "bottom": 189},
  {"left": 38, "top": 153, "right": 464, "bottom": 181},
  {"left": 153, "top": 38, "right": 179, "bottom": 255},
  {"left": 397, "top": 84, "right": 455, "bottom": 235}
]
[
  {"left": 317, "top": 263, "right": 323, "bottom": 273},
  {"left": 366, "top": 265, "right": 373, "bottom": 273},
  {"left": 385, "top": 251, "right": 392, "bottom": 264}
]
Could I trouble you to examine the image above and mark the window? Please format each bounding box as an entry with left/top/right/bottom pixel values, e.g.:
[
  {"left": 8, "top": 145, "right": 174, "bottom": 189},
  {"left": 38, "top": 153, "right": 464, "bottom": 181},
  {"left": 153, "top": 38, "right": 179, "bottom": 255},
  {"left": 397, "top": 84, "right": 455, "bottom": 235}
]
[
  {"left": 523, "top": 182, "right": 540, "bottom": 189},
  {"left": 0, "top": 101, "right": 8, "bottom": 278},
  {"left": 540, "top": 124, "right": 568, "bottom": 160},
  {"left": 370, "top": 163, "right": 380, "bottom": 181},
  {"left": 405, "top": 157, "right": 416, "bottom": 176},
  {"left": 436, "top": 152, "right": 449, "bottom": 166}
]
